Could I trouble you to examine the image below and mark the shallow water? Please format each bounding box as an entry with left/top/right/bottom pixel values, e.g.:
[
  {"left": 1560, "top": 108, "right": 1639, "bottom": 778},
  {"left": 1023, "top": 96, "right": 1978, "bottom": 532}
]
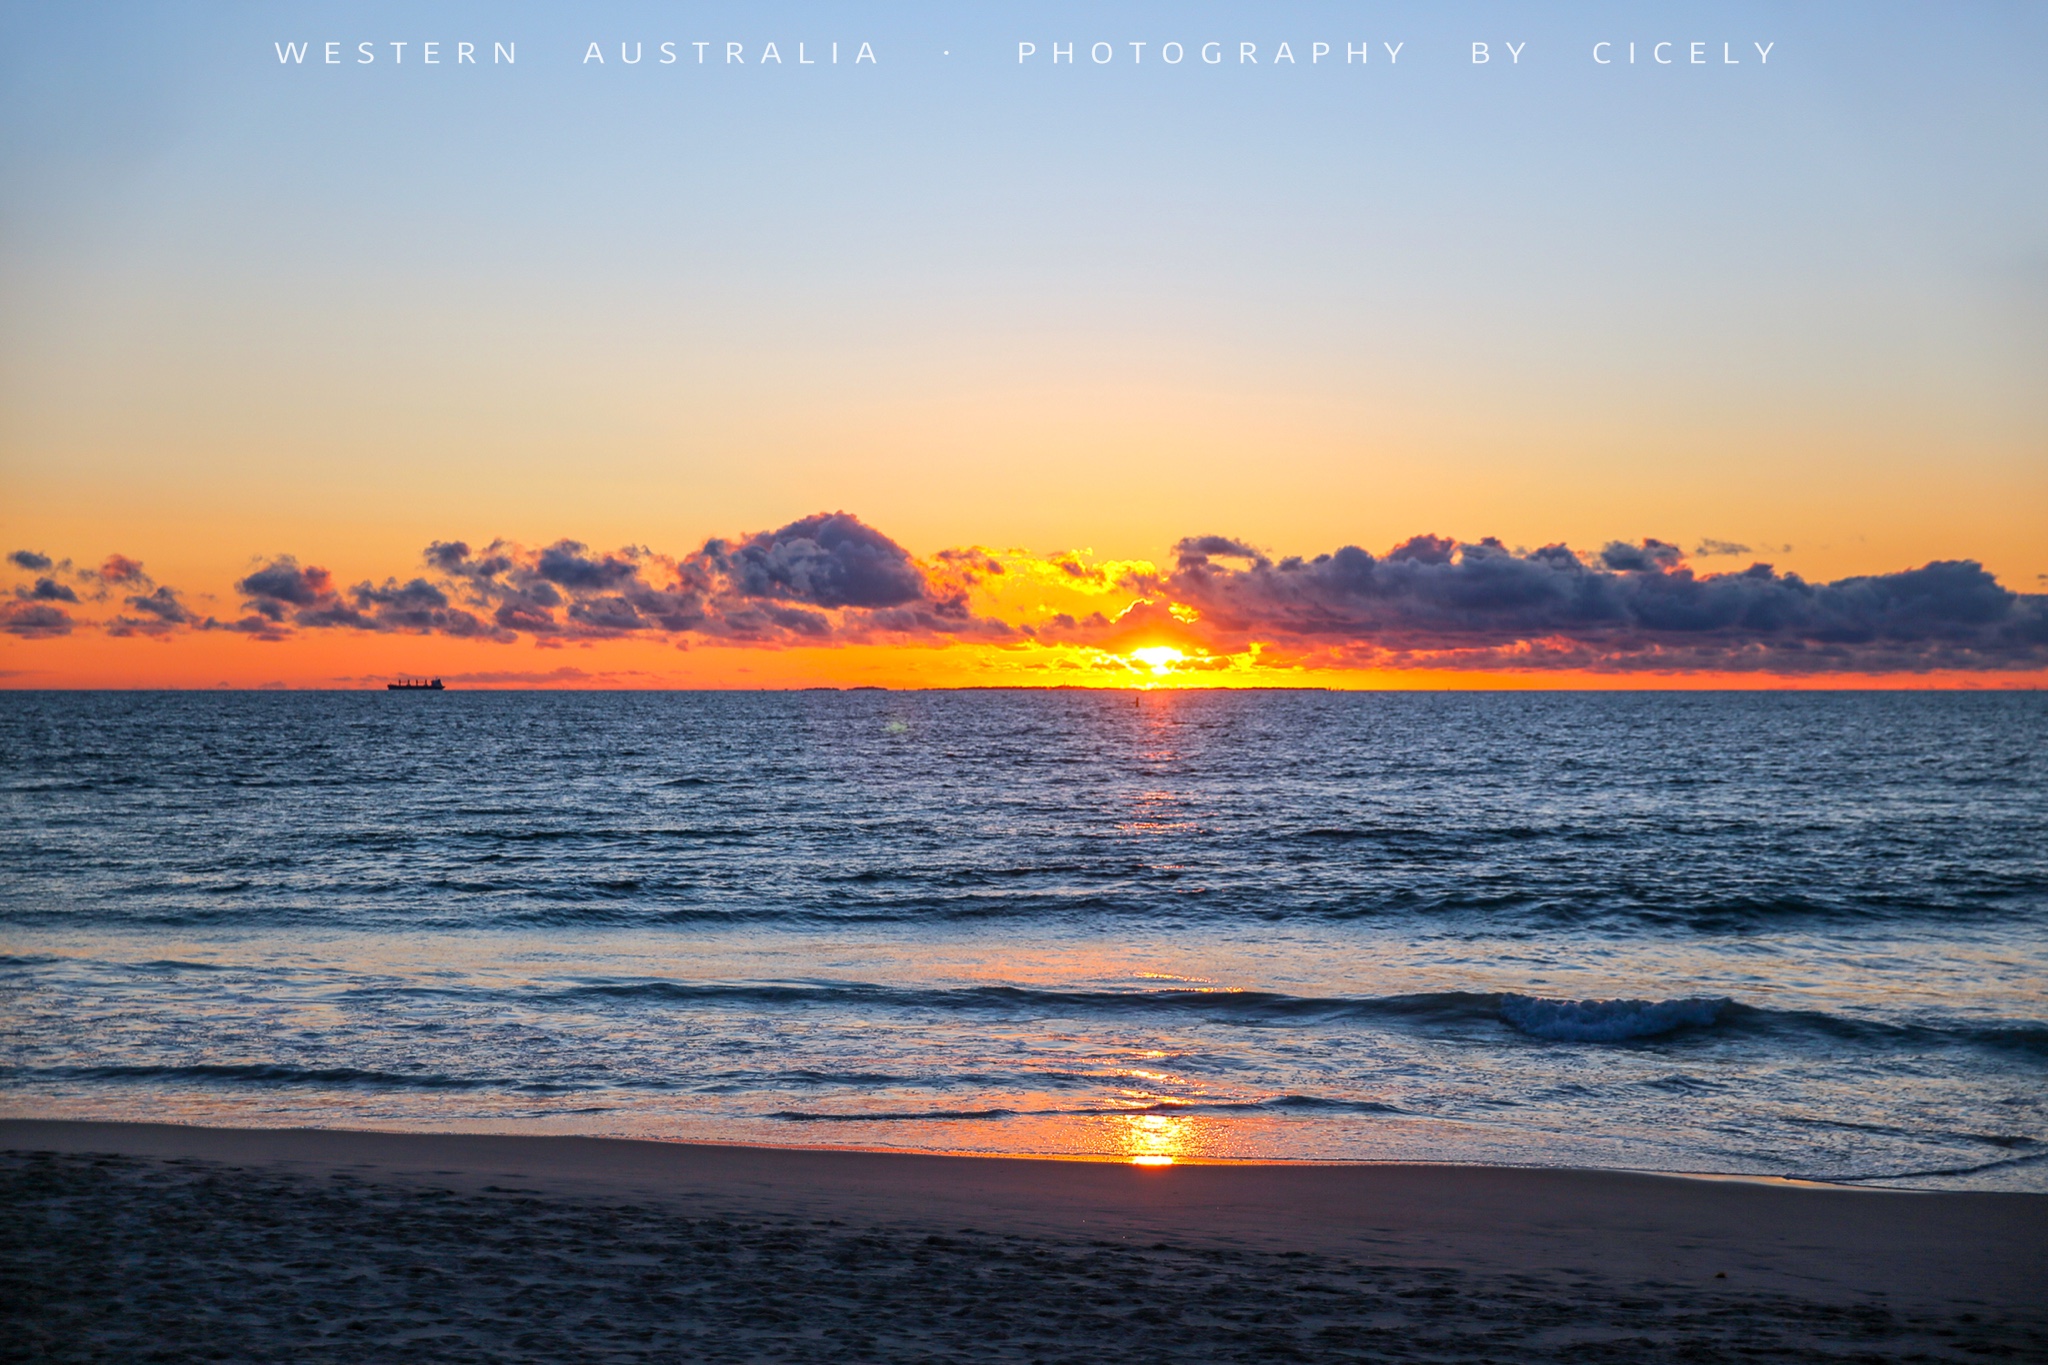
[{"left": 2, "top": 690, "right": 2043, "bottom": 1186}]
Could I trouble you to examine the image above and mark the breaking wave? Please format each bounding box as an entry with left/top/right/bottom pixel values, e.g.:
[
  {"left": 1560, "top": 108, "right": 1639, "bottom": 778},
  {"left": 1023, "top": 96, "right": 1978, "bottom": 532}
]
[
  {"left": 1497, "top": 994, "right": 1730, "bottom": 1042},
  {"left": 0, "top": 1064, "right": 562, "bottom": 1092},
  {"left": 766, "top": 1096, "right": 1406, "bottom": 1123}
]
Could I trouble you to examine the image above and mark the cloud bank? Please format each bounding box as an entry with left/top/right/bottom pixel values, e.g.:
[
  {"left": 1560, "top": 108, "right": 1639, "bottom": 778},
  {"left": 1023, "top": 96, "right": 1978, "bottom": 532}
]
[
  {"left": 7, "top": 517, "right": 2045, "bottom": 676},
  {"left": 1144, "top": 535, "right": 2047, "bottom": 673}
]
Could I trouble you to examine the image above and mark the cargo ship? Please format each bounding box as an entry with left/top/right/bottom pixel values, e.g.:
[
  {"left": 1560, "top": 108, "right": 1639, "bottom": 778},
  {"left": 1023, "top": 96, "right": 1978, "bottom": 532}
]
[{"left": 387, "top": 678, "right": 445, "bottom": 691}]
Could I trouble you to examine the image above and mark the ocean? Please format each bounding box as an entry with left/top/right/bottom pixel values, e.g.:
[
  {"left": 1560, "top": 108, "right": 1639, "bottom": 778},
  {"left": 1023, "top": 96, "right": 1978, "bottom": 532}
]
[{"left": 2, "top": 690, "right": 2043, "bottom": 1187}]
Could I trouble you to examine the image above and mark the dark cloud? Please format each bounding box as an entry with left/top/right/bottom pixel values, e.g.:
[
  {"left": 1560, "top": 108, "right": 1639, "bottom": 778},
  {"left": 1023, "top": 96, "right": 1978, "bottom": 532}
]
[
  {"left": 345, "top": 577, "right": 502, "bottom": 638},
  {"left": 49, "top": 552, "right": 155, "bottom": 601},
  {"left": 297, "top": 601, "right": 376, "bottom": 630},
  {"left": 214, "top": 615, "right": 292, "bottom": 642},
  {"left": 9, "top": 515, "right": 2038, "bottom": 674},
  {"left": 237, "top": 559, "right": 332, "bottom": 608},
  {"left": 1694, "top": 539, "right": 1752, "bottom": 557},
  {"left": 493, "top": 599, "right": 561, "bottom": 634},
  {"left": 1599, "top": 538, "right": 1685, "bottom": 573},
  {"left": 416, "top": 540, "right": 581, "bottom": 638},
  {"left": 9, "top": 550, "right": 53, "bottom": 571},
  {"left": 707, "top": 513, "right": 928, "bottom": 610},
  {"left": 566, "top": 596, "right": 644, "bottom": 633},
  {"left": 1054, "top": 556, "right": 1107, "bottom": 584},
  {"left": 1388, "top": 534, "right": 1459, "bottom": 566},
  {"left": 125, "top": 587, "right": 190, "bottom": 622},
  {"left": 1, "top": 602, "right": 72, "bottom": 637},
  {"left": 208, "top": 557, "right": 373, "bottom": 634},
  {"left": 1161, "top": 534, "right": 2048, "bottom": 672},
  {"left": 1174, "top": 535, "right": 1268, "bottom": 566},
  {"left": 935, "top": 547, "right": 1005, "bottom": 578},
  {"left": 425, "top": 540, "right": 511, "bottom": 578},
  {"left": 96, "top": 554, "right": 150, "bottom": 586},
  {"left": 105, "top": 586, "right": 194, "bottom": 638},
  {"left": 371, "top": 513, "right": 993, "bottom": 646},
  {"left": 354, "top": 577, "right": 448, "bottom": 615},
  {"left": 535, "top": 541, "right": 640, "bottom": 592}
]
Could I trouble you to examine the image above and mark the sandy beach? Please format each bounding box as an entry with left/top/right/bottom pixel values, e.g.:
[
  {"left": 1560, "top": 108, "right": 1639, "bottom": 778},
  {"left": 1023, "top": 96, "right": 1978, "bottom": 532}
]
[{"left": 3, "top": 1119, "right": 2041, "bottom": 1362}]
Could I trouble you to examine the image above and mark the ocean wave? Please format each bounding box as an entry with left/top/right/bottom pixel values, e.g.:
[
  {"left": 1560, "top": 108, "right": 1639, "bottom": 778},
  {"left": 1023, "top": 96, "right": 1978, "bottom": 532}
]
[
  {"left": 0, "top": 1063, "right": 569, "bottom": 1092},
  {"left": 12, "top": 945, "right": 2042, "bottom": 1059},
  {"left": 1841, "top": 1146, "right": 2048, "bottom": 1183},
  {"left": 551, "top": 980, "right": 2048, "bottom": 1056},
  {"left": 558, "top": 978, "right": 1713, "bottom": 1036},
  {"left": 1497, "top": 994, "right": 1730, "bottom": 1042},
  {"left": 10, "top": 881, "right": 2042, "bottom": 934},
  {"left": 766, "top": 1096, "right": 1405, "bottom": 1123},
  {"left": 770, "top": 1106, "right": 1021, "bottom": 1122},
  {"left": 559, "top": 979, "right": 1508, "bottom": 1026}
]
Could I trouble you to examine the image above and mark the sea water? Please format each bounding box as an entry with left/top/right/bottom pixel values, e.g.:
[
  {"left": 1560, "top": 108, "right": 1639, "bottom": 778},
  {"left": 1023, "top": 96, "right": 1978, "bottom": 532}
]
[{"left": 2, "top": 690, "right": 2043, "bottom": 1187}]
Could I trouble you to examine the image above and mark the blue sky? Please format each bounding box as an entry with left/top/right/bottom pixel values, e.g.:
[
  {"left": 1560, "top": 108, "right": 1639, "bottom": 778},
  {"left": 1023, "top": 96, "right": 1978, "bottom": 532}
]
[{"left": 2, "top": 1, "right": 2043, "bottom": 600}]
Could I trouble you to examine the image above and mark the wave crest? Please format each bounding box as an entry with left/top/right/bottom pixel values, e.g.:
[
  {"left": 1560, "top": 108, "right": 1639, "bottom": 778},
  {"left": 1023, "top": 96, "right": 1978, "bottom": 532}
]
[{"left": 1498, "top": 994, "right": 1730, "bottom": 1042}]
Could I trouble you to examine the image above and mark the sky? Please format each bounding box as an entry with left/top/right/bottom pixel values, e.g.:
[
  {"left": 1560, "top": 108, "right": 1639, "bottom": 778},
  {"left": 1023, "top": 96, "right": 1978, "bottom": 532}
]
[{"left": 2, "top": 0, "right": 2043, "bottom": 687}]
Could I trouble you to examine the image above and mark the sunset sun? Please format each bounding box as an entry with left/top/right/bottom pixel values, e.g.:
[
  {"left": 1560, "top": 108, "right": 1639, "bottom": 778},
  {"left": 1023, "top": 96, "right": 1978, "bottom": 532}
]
[{"left": 1130, "top": 646, "right": 1186, "bottom": 675}]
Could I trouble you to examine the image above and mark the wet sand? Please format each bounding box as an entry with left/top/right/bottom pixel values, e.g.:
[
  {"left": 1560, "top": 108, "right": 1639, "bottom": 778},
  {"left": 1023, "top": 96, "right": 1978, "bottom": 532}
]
[{"left": 3, "top": 1119, "right": 2042, "bottom": 1362}]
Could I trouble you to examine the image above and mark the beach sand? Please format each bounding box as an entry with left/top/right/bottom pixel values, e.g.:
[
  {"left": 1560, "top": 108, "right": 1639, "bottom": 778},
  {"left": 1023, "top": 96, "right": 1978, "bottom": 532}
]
[{"left": 3, "top": 1119, "right": 2042, "bottom": 1362}]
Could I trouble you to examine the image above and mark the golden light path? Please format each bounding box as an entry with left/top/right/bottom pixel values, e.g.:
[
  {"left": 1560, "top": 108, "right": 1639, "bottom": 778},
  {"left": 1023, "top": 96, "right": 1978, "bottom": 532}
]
[{"left": 1120, "top": 1111, "right": 1194, "bottom": 1166}]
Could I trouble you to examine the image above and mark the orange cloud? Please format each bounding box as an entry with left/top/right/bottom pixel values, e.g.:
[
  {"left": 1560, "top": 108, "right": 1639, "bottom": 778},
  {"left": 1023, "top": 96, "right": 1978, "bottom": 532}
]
[{"left": 6, "top": 517, "right": 2046, "bottom": 685}]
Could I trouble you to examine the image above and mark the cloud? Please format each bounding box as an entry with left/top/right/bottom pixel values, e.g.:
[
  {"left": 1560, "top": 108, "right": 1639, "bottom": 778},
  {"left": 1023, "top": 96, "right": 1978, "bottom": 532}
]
[
  {"left": 1150, "top": 535, "right": 2048, "bottom": 672},
  {"left": 237, "top": 558, "right": 334, "bottom": 613},
  {"left": 425, "top": 540, "right": 510, "bottom": 577},
  {"left": 1598, "top": 538, "right": 1685, "bottom": 572},
  {"left": 349, "top": 577, "right": 501, "bottom": 638},
  {"left": 934, "top": 547, "right": 1005, "bottom": 581},
  {"left": 1053, "top": 555, "right": 1107, "bottom": 585},
  {"left": 8, "top": 550, "right": 149, "bottom": 601},
  {"left": 102, "top": 585, "right": 198, "bottom": 638},
  {"left": 133, "top": 514, "right": 1005, "bottom": 648},
  {"left": 706, "top": 513, "right": 929, "bottom": 609},
  {"left": 1174, "top": 535, "right": 1268, "bottom": 565},
  {"left": 1, "top": 602, "right": 73, "bottom": 637},
  {"left": 1694, "top": 539, "right": 1752, "bottom": 557},
  {"left": 444, "top": 666, "right": 601, "bottom": 684},
  {"left": 334, "top": 666, "right": 633, "bottom": 684},
  {"left": 18, "top": 577, "right": 78, "bottom": 603},
  {"left": 214, "top": 615, "right": 293, "bottom": 641},
  {"left": 7, "top": 516, "right": 2043, "bottom": 675},
  {"left": 94, "top": 553, "right": 150, "bottom": 587},
  {"left": 126, "top": 587, "right": 190, "bottom": 622},
  {"left": 402, "top": 513, "right": 1005, "bottom": 646},
  {"left": 534, "top": 541, "right": 641, "bottom": 592},
  {"left": 437, "top": 666, "right": 674, "bottom": 685}
]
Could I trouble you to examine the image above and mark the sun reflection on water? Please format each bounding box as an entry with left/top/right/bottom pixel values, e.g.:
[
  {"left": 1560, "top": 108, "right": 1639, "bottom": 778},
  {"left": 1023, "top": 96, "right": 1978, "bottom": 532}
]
[{"left": 1118, "top": 1110, "right": 1196, "bottom": 1166}]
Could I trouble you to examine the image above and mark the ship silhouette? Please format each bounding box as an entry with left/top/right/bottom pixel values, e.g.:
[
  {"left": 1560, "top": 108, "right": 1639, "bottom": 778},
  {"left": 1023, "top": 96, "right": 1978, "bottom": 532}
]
[{"left": 387, "top": 677, "right": 445, "bottom": 691}]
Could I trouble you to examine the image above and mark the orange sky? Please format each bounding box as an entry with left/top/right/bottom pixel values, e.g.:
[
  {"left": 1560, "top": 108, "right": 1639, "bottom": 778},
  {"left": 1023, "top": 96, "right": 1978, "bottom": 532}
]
[
  {"left": 6, "top": 530, "right": 2044, "bottom": 689},
  {"left": 10, "top": 626, "right": 2044, "bottom": 692},
  {"left": 5, "top": 7, "right": 2045, "bottom": 688}
]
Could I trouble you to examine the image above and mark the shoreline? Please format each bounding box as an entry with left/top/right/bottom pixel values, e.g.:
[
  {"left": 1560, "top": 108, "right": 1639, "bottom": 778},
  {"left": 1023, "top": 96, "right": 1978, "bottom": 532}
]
[
  {"left": 9, "top": 1117, "right": 2043, "bottom": 1363},
  {"left": 5, "top": 1117, "right": 2042, "bottom": 1310},
  {"left": 0, "top": 1109, "right": 1880, "bottom": 1185}
]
